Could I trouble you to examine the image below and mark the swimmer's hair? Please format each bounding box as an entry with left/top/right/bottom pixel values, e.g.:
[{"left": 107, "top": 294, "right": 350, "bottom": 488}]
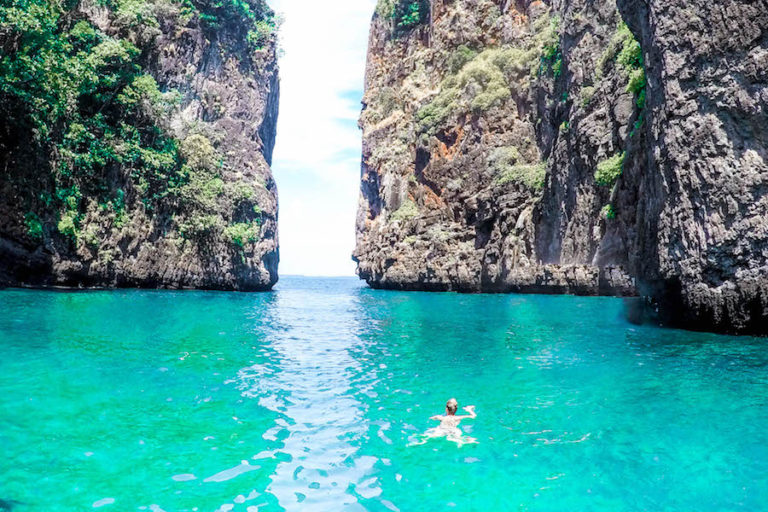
[{"left": 446, "top": 398, "right": 458, "bottom": 415}]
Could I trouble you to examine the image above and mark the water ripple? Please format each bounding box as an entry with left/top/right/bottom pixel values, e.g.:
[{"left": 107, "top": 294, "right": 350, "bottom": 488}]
[{"left": 0, "top": 279, "right": 767, "bottom": 510}]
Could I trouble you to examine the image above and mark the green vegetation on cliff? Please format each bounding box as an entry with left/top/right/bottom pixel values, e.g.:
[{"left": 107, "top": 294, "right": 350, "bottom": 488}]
[
  {"left": 376, "top": 0, "right": 429, "bottom": 34},
  {"left": 594, "top": 152, "right": 625, "bottom": 186},
  {"left": 537, "top": 15, "right": 562, "bottom": 78},
  {"left": 491, "top": 147, "right": 546, "bottom": 190},
  {"left": 1, "top": 0, "right": 180, "bottom": 241},
  {"left": 601, "top": 203, "right": 616, "bottom": 220},
  {"left": 0, "top": 0, "right": 275, "bottom": 248},
  {"left": 416, "top": 47, "right": 537, "bottom": 134},
  {"left": 416, "top": 12, "right": 561, "bottom": 135},
  {"left": 390, "top": 199, "right": 419, "bottom": 222},
  {"left": 224, "top": 220, "right": 261, "bottom": 247},
  {"left": 596, "top": 21, "right": 646, "bottom": 108},
  {"left": 191, "top": 0, "right": 277, "bottom": 50}
]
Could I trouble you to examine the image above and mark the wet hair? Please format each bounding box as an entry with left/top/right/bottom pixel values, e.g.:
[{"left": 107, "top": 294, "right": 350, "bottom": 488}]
[{"left": 446, "top": 398, "right": 458, "bottom": 415}]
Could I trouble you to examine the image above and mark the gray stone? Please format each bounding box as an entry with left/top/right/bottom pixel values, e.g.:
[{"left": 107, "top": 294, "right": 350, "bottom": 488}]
[
  {"left": 354, "top": 0, "right": 768, "bottom": 334},
  {"left": 0, "top": 3, "right": 279, "bottom": 290}
]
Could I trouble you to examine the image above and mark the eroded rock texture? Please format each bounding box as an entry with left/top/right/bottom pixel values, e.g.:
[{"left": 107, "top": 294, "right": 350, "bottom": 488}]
[
  {"left": 0, "top": 0, "right": 279, "bottom": 290},
  {"left": 619, "top": 0, "right": 768, "bottom": 333},
  {"left": 354, "top": 0, "right": 768, "bottom": 334}
]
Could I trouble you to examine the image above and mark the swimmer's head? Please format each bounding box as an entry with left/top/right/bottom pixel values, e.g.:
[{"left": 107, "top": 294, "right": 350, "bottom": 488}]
[{"left": 446, "top": 398, "right": 458, "bottom": 415}]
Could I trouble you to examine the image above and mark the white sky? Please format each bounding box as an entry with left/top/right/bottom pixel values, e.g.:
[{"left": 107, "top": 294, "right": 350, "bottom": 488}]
[{"left": 269, "top": 0, "right": 377, "bottom": 276}]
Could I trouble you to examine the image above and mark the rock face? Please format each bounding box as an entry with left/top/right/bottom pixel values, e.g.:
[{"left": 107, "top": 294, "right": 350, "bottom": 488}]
[
  {"left": 354, "top": 0, "right": 768, "bottom": 334},
  {"left": 0, "top": 0, "right": 279, "bottom": 290},
  {"left": 617, "top": 0, "right": 768, "bottom": 333}
]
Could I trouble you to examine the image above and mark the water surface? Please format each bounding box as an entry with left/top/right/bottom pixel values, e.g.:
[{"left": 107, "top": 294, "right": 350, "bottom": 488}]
[{"left": 1, "top": 276, "right": 767, "bottom": 510}]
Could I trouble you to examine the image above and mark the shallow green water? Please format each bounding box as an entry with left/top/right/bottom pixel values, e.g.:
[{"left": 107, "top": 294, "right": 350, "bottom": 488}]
[{"left": 1, "top": 276, "right": 767, "bottom": 511}]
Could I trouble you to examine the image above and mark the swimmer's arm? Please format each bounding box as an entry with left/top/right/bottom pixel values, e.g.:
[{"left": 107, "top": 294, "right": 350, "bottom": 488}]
[
  {"left": 457, "top": 405, "right": 476, "bottom": 419},
  {"left": 430, "top": 415, "right": 444, "bottom": 421}
]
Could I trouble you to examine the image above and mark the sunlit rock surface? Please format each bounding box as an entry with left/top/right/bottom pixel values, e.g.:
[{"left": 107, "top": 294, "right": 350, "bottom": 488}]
[
  {"left": 354, "top": 0, "right": 768, "bottom": 334},
  {"left": 0, "top": 0, "right": 279, "bottom": 290}
]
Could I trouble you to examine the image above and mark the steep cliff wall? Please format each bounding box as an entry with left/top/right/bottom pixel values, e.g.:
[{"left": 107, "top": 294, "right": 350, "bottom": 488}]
[
  {"left": 354, "top": 0, "right": 768, "bottom": 334},
  {"left": 0, "top": 0, "right": 279, "bottom": 290}
]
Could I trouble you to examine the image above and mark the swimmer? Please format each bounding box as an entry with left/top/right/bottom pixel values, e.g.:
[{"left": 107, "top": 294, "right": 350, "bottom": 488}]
[
  {"left": 431, "top": 398, "right": 476, "bottom": 430},
  {"left": 409, "top": 398, "right": 477, "bottom": 446}
]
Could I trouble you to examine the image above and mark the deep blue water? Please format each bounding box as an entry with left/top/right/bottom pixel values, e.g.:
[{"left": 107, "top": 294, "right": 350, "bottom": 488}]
[{"left": 0, "top": 276, "right": 767, "bottom": 511}]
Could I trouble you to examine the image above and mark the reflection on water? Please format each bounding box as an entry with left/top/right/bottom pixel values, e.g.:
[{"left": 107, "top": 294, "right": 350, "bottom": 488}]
[
  {"left": 1, "top": 277, "right": 768, "bottom": 511},
  {"left": 233, "top": 281, "right": 377, "bottom": 509}
]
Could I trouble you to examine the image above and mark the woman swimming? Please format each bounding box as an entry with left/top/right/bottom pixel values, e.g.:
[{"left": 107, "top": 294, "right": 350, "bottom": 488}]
[{"left": 409, "top": 398, "right": 478, "bottom": 446}]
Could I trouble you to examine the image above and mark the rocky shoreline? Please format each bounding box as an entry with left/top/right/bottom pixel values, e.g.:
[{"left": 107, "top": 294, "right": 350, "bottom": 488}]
[
  {"left": 0, "top": 0, "right": 280, "bottom": 291},
  {"left": 354, "top": 0, "right": 768, "bottom": 335}
]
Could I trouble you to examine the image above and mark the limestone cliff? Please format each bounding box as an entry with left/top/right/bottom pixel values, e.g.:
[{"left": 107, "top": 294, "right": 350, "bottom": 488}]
[
  {"left": 354, "top": 0, "right": 768, "bottom": 334},
  {"left": 0, "top": 0, "right": 279, "bottom": 290}
]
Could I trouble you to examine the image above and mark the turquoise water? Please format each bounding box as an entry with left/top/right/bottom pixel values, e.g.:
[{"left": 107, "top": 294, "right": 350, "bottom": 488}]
[{"left": 1, "top": 276, "right": 767, "bottom": 511}]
